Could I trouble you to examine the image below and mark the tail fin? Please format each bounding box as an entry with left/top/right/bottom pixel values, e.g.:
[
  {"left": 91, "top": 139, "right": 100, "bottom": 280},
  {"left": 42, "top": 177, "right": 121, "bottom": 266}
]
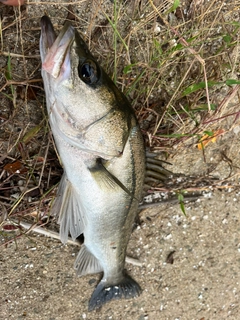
[{"left": 88, "top": 273, "right": 141, "bottom": 311}]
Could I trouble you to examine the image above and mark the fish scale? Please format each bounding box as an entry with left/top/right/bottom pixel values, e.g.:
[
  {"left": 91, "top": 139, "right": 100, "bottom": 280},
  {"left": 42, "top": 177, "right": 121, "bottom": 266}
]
[{"left": 40, "top": 15, "right": 145, "bottom": 311}]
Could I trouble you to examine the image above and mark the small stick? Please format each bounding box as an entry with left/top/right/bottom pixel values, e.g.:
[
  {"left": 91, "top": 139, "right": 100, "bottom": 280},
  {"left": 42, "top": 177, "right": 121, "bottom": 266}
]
[
  {"left": 0, "top": 51, "right": 40, "bottom": 59},
  {"left": 17, "top": 221, "right": 143, "bottom": 267}
]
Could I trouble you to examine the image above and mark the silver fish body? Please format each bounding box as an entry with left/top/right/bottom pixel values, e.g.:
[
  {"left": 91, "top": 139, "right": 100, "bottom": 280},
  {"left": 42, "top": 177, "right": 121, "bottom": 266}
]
[{"left": 40, "top": 16, "right": 145, "bottom": 310}]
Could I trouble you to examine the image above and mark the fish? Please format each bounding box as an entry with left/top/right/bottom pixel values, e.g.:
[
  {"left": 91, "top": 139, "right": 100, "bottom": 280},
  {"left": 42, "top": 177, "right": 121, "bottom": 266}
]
[
  {"left": 0, "top": 0, "right": 25, "bottom": 6},
  {"left": 40, "top": 15, "right": 145, "bottom": 311}
]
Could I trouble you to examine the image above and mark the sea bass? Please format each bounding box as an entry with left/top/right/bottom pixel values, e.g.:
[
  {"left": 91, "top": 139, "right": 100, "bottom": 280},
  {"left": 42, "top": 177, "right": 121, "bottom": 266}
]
[{"left": 40, "top": 16, "right": 145, "bottom": 310}]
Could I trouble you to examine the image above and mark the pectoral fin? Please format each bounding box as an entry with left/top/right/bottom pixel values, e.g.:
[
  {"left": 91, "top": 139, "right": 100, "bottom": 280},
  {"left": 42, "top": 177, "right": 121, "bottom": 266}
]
[
  {"left": 89, "top": 158, "right": 136, "bottom": 199},
  {"left": 51, "top": 173, "right": 85, "bottom": 244}
]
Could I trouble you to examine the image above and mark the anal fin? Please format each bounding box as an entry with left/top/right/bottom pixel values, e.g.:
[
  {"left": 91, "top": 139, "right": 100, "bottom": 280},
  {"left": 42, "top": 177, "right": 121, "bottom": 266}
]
[{"left": 74, "top": 244, "right": 103, "bottom": 276}]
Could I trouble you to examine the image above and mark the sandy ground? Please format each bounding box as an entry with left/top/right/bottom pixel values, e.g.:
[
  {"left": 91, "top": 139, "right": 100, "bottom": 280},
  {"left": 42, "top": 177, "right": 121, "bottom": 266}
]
[
  {"left": 1, "top": 1, "right": 240, "bottom": 319},
  {"left": 1, "top": 190, "right": 240, "bottom": 320},
  {"left": 1, "top": 126, "right": 240, "bottom": 320}
]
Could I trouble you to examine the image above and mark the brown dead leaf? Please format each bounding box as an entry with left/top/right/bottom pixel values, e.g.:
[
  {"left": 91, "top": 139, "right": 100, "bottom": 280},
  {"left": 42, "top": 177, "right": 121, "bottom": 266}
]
[
  {"left": 4, "top": 160, "right": 27, "bottom": 174},
  {"left": 17, "top": 85, "right": 38, "bottom": 101},
  {"left": 2, "top": 224, "right": 20, "bottom": 232}
]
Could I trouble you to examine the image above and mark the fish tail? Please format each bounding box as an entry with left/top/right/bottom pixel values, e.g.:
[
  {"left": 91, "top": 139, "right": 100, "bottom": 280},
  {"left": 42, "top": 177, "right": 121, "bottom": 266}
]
[{"left": 88, "top": 273, "right": 141, "bottom": 311}]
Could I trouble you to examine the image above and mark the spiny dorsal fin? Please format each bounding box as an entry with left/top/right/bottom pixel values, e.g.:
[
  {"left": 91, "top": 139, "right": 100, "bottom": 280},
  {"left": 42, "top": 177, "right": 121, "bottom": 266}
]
[{"left": 145, "top": 152, "right": 173, "bottom": 182}]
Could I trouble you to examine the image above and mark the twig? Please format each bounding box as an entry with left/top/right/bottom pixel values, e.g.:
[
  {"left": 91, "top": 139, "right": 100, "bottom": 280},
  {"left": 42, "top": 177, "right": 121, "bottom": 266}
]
[
  {"left": 0, "top": 51, "right": 40, "bottom": 59},
  {"left": 16, "top": 221, "right": 143, "bottom": 267}
]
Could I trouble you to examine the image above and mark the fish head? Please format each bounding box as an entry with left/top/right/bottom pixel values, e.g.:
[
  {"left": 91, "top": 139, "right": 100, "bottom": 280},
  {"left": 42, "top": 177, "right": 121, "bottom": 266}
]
[{"left": 40, "top": 16, "right": 134, "bottom": 158}]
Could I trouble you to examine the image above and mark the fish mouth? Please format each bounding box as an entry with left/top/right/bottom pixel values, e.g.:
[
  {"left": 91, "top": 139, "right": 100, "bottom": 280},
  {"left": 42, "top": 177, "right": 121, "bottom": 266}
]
[{"left": 40, "top": 16, "right": 75, "bottom": 79}]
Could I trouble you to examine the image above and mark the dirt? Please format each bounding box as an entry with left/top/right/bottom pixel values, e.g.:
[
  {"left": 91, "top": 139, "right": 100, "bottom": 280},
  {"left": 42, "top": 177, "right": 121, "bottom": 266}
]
[
  {"left": 1, "top": 1, "right": 240, "bottom": 319},
  {"left": 4, "top": 121, "right": 240, "bottom": 320},
  {"left": 1, "top": 165, "right": 240, "bottom": 320}
]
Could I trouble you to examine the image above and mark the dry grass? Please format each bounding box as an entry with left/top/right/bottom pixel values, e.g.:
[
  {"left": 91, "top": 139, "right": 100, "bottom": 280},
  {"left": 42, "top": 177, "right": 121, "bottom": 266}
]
[{"left": 0, "top": 0, "right": 240, "bottom": 241}]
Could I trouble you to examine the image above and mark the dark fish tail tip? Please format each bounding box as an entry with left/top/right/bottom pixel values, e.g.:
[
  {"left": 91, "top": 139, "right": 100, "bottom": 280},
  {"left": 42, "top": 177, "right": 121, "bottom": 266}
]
[
  {"left": 88, "top": 273, "right": 141, "bottom": 311},
  {"left": 40, "top": 15, "right": 51, "bottom": 25}
]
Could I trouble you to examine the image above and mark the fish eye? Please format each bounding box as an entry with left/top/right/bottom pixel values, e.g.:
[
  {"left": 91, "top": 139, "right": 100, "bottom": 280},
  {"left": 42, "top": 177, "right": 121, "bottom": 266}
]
[{"left": 78, "top": 60, "right": 99, "bottom": 84}]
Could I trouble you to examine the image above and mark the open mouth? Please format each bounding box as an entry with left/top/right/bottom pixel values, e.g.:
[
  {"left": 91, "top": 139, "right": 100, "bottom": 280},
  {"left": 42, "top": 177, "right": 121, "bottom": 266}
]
[{"left": 40, "top": 16, "right": 75, "bottom": 79}]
